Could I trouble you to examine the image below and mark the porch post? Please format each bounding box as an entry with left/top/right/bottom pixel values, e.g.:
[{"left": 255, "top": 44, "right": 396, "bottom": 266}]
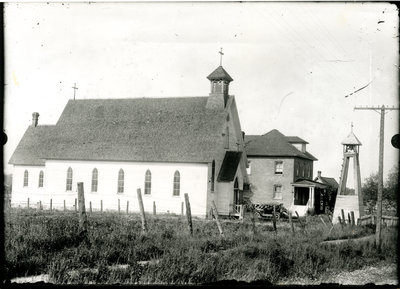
[{"left": 309, "top": 187, "right": 314, "bottom": 208}]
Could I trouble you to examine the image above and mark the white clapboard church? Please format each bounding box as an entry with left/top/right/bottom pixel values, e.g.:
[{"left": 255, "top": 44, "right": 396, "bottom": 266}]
[{"left": 9, "top": 64, "right": 249, "bottom": 218}]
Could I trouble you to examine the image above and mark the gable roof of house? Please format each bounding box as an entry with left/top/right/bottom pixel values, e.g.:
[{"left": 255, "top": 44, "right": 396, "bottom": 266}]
[
  {"left": 286, "top": 136, "right": 309, "bottom": 144},
  {"left": 245, "top": 129, "right": 317, "bottom": 161},
  {"left": 9, "top": 97, "right": 228, "bottom": 165},
  {"left": 315, "top": 176, "right": 339, "bottom": 189}
]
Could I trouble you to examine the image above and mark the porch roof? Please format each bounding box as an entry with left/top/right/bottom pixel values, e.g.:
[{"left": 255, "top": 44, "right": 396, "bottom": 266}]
[{"left": 291, "top": 179, "right": 328, "bottom": 189}]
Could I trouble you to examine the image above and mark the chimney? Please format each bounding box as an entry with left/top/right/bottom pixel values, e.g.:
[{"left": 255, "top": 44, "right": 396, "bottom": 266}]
[
  {"left": 32, "top": 112, "right": 39, "bottom": 127},
  {"left": 317, "top": 171, "right": 322, "bottom": 178}
]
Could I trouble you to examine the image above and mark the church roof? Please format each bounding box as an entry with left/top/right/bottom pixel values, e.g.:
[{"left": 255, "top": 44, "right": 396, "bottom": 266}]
[
  {"left": 9, "top": 97, "right": 227, "bottom": 165},
  {"left": 245, "top": 129, "right": 317, "bottom": 161},
  {"left": 207, "top": 66, "right": 233, "bottom": 82},
  {"left": 341, "top": 131, "right": 362, "bottom": 145}
]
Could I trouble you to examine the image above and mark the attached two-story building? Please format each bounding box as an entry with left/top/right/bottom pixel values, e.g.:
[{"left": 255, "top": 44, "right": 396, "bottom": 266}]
[{"left": 245, "top": 129, "right": 326, "bottom": 216}]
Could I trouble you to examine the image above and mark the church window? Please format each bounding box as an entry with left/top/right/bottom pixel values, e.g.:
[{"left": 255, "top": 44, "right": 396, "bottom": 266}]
[
  {"left": 211, "top": 160, "right": 215, "bottom": 192},
  {"left": 145, "top": 170, "right": 152, "bottom": 195},
  {"left": 66, "top": 167, "right": 73, "bottom": 191},
  {"left": 38, "top": 171, "right": 44, "bottom": 188},
  {"left": 275, "top": 161, "right": 283, "bottom": 174},
  {"left": 224, "top": 127, "right": 229, "bottom": 149},
  {"left": 173, "top": 171, "right": 180, "bottom": 196},
  {"left": 92, "top": 168, "right": 98, "bottom": 192},
  {"left": 118, "top": 169, "right": 124, "bottom": 193},
  {"left": 23, "top": 170, "right": 29, "bottom": 187}
]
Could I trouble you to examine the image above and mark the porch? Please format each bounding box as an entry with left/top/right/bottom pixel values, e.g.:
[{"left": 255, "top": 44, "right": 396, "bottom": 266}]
[{"left": 290, "top": 179, "right": 328, "bottom": 217}]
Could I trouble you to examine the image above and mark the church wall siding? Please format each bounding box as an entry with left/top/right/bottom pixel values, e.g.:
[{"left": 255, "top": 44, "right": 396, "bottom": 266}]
[
  {"left": 11, "top": 165, "right": 47, "bottom": 206},
  {"left": 13, "top": 160, "right": 209, "bottom": 216}
]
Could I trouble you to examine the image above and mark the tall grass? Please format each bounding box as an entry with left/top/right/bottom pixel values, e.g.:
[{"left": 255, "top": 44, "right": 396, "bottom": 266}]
[{"left": 4, "top": 208, "right": 398, "bottom": 284}]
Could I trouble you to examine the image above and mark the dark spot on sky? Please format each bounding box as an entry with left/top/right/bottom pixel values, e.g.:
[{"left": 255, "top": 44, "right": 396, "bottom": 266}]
[
  {"left": 37, "top": 22, "right": 39, "bottom": 25},
  {"left": 3, "top": 131, "right": 8, "bottom": 145}
]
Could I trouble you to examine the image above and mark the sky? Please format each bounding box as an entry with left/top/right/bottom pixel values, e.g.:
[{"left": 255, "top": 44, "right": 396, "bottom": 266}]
[{"left": 3, "top": 2, "right": 399, "bottom": 185}]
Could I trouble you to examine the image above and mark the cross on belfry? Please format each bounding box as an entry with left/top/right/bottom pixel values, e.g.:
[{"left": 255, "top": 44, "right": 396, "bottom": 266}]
[
  {"left": 219, "top": 47, "right": 224, "bottom": 66},
  {"left": 72, "top": 83, "right": 78, "bottom": 100}
]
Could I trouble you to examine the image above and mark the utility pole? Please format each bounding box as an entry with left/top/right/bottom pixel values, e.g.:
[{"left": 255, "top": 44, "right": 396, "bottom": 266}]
[{"left": 354, "top": 105, "right": 399, "bottom": 249}]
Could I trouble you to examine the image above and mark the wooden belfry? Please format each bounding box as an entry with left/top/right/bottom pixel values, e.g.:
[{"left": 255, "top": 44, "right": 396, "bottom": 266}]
[{"left": 332, "top": 124, "right": 364, "bottom": 224}]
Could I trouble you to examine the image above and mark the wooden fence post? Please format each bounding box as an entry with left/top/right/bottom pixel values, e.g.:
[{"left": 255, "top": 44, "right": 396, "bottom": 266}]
[
  {"left": 289, "top": 211, "right": 295, "bottom": 235},
  {"left": 50, "top": 199, "right": 52, "bottom": 211},
  {"left": 341, "top": 209, "right": 346, "bottom": 226},
  {"left": 350, "top": 211, "right": 355, "bottom": 226},
  {"left": 101, "top": 200, "right": 103, "bottom": 213},
  {"left": 272, "top": 205, "right": 277, "bottom": 233},
  {"left": 89, "top": 201, "right": 92, "bottom": 213},
  {"left": 64, "top": 200, "right": 66, "bottom": 211},
  {"left": 348, "top": 212, "right": 351, "bottom": 224},
  {"left": 126, "top": 201, "right": 129, "bottom": 214},
  {"left": 181, "top": 202, "right": 184, "bottom": 217},
  {"left": 75, "top": 198, "right": 78, "bottom": 212},
  {"left": 39, "top": 200, "right": 42, "bottom": 210},
  {"left": 338, "top": 216, "right": 344, "bottom": 229},
  {"left": 211, "top": 201, "right": 224, "bottom": 237},
  {"left": 137, "top": 189, "right": 147, "bottom": 233},
  {"left": 295, "top": 211, "right": 307, "bottom": 234},
  {"left": 27, "top": 198, "right": 30, "bottom": 209},
  {"left": 319, "top": 216, "right": 328, "bottom": 229},
  {"left": 184, "top": 193, "right": 193, "bottom": 236},
  {"left": 118, "top": 199, "right": 121, "bottom": 214},
  {"left": 77, "top": 182, "right": 88, "bottom": 233},
  {"left": 153, "top": 201, "right": 156, "bottom": 215}
]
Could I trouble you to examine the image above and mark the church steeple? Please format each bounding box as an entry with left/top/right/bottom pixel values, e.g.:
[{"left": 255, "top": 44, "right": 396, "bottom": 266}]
[
  {"left": 206, "top": 65, "right": 233, "bottom": 109},
  {"left": 206, "top": 48, "right": 233, "bottom": 110}
]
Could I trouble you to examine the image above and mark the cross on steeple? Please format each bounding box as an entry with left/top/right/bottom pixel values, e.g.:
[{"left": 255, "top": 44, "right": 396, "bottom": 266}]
[
  {"left": 219, "top": 47, "right": 224, "bottom": 66},
  {"left": 72, "top": 83, "right": 78, "bottom": 100}
]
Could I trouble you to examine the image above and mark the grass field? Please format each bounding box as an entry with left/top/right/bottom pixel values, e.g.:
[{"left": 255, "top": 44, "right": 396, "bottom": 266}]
[{"left": 3, "top": 208, "right": 398, "bottom": 284}]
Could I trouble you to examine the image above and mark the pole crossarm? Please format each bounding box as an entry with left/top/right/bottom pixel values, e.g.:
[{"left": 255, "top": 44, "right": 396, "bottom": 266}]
[{"left": 354, "top": 106, "right": 399, "bottom": 111}]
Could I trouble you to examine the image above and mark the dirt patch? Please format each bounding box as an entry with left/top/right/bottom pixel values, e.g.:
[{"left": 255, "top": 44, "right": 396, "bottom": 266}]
[{"left": 279, "top": 262, "right": 398, "bottom": 285}]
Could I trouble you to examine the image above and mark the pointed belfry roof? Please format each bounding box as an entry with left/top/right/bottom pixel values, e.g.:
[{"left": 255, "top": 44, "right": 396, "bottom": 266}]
[
  {"left": 341, "top": 131, "right": 362, "bottom": 145},
  {"left": 207, "top": 66, "right": 233, "bottom": 82}
]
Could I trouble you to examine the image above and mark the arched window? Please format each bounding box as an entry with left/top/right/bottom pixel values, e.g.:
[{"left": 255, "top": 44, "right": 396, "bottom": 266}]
[
  {"left": 23, "top": 170, "right": 29, "bottom": 187},
  {"left": 144, "top": 170, "right": 151, "bottom": 195},
  {"left": 38, "top": 171, "right": 44, "bottom": 188},
  {"left": 211, "top": 160, "right": 215, "bottom": 192},
  {"left": 66, "top": 167, "right": 73, "bottom": 191},
  {"left": 173, "top": 171, "right": 180, "bottom": 196},
  {"left": 117, "top": 169, "right": 124, "bottom": 193},
  {"left": 91, "top": 168, "right": 98, "bottom": 192}
]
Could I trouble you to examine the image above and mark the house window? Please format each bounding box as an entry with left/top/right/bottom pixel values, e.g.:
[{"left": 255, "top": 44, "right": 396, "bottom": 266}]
[
  {"left": 275, "top": 161, "right": 283, "bottom": 174},
  {"left": 211, "top": 160, "right": 215, "bottom": 192},
  {"left": 66, "top": 167, "right": 73, "bottom": 191},
  {"left": 23, "top": 170, "right": 29, "bottom": 187},
  {"left": 38, "top": 171, "right": 44, "bottom": 188},
  {"left": 145, "top": 169, "right": 151, "bottom": 195},
  {"left": 91, "top": 168, "right": 98, "bottom": 192},
  {"left": 296, "top": 163, "right": 299, "bottom": 176},
  {"left": 117, "top": 169, "right": 124, "bottom": 193},
  {"left": 273, "top": 185, "right": 282, "bottom": 199},
  {"left": 173, "top": 171, "right": 180, "bottom": 196}
]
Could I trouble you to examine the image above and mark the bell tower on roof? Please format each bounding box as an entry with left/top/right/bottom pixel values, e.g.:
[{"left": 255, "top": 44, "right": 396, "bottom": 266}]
[
  {"left": 206, "top": 48, "right": 233, "bottom": 109},
  {"left": 332, "top": 124, "right": 364, "bottom": 224}
]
